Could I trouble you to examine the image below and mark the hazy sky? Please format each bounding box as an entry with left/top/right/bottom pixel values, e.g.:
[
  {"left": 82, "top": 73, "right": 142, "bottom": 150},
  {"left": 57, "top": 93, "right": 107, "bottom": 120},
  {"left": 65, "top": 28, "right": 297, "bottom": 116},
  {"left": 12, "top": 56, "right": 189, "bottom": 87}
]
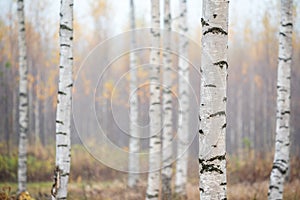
[{"left": 0, "top": 0, "right": 299, "bottom": 40}]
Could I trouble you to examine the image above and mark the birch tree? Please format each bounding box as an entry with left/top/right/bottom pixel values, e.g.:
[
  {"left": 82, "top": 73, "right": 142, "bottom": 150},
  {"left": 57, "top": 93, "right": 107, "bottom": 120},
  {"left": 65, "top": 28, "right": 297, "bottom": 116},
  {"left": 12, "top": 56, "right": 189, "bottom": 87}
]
[
  {"left": 161, "top": 0, "right": 173, "bottom": 198},
  {"left": 268, "top": 0, "right": 293, "bottom": 199},
  {"left": 146, "top": 0, "right": 161, "bottom": 199},
  {"left": 52, "top": 0, "right": 73, "bottom": 199},
  {"left": 128, "top": 0, "right": 140, "bottom": 188},
  {"left": 175, "top": 0, "right": 189, "bottom": 197},
  {"left": 199, "top": 0, "right": 229, "bottom": 199},
  {"left": 17, "top": 0, "right": 29, "bottom": 193}
]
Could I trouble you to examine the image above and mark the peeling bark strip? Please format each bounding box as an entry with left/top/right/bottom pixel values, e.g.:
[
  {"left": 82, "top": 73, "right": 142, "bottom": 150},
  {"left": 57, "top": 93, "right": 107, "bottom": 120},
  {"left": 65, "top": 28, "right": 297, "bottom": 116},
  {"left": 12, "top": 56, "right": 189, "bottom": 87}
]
[
  {"left": 17, "top": 0, "right": 29, "bottom": 193},
  {"left": 54, "top": 0, "right": 73, "bottom": 199},
  {"left": 268, "top": 0, "right": 293, "bottom": 199},
  {"left": 161, "top": 0, "right": 173, "bottom": 199},
  {"left": 128, "top": 0, "right": 140, "bottom": 188},
  {"left": 146, "top": 0, "right": 161, "bottom": 199},
  {"left": 199, "top": 0, "right": 229, "bottom": 199},
  {"left": 175, "top": 0, "right": 190, "bottom": 197}
]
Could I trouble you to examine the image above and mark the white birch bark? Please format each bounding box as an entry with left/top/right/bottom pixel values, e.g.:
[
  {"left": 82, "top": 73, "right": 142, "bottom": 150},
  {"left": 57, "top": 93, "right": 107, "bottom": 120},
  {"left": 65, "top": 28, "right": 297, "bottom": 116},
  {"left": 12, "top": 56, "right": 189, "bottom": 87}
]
[
  {"left": 161, "top": 0, "right": 173, "bottom": 198},
  {"left": 268, "top": 0, "right": 293, "bottom": 199},
  {"left": 146, "top": 0, "right": 161, "bottom": 199},
  {"left": 175, "top": 0, "right": 189, "bottom": 197},
  {"left": 199, "top": 0, "right": 229, "bottom": 199},
  {"left": 17, "top": 0, "right": 29, "bottom": 193},
  {"left": 128, "top": 0, "right": 140, "bottom": 188},
  {"left": 53, "top": 0, "right": 73, "bottom": 199}
]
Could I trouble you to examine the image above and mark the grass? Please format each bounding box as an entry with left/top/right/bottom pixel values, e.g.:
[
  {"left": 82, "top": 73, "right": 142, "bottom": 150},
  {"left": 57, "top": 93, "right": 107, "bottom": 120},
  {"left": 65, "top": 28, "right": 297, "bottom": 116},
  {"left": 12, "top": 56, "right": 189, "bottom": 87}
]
[
  {"left": 1, "top": 180, "right": 300, "bottom": 200},
  {"left": 1, "top": 144, "right": 300, "bottom": 199}
]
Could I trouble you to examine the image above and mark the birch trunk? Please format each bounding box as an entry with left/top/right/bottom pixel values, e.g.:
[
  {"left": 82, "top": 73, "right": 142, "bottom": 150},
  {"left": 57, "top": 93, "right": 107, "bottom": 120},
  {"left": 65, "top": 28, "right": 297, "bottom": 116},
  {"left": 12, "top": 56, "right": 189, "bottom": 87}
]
[
  {"left": 199, "top": 0, "right": 229, "bottom": 199},
  {"left": 268, "top": 0, "right": 293, "bottom": 199},
  {"left": 146, "top": 0, "right": 161, "bottom": 199},
  {"left": 17, "top": 0, "right": 29, "bottom": 193},
  {"left": 175, "top": 0, "right": 189, "bottom": 197},
  {"left": 161, "top": 0, "right": 173, "bottom": 198},
  {"left": 53, "top": 0, "right": 73, "bottom": 199},
  {"left": 128, "top": 0, "right": 140, "bottom": 188}
]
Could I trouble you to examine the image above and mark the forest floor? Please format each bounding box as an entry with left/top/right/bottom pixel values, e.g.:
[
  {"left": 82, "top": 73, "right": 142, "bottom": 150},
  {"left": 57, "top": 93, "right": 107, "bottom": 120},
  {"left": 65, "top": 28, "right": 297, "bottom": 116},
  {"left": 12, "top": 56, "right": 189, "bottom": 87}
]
[
  {"left": 1, "top": 145, "right": 300, "bottom": 199},
  {"left": 1, "top": 179, "right": 300, "bottom": 200}
]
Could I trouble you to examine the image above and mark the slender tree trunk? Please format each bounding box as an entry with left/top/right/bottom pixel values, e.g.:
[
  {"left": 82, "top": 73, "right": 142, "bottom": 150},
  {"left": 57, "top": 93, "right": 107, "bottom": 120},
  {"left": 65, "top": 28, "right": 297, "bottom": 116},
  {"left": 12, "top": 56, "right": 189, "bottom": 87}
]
[
  {"left": 28, "top": 60, "right": 34, "bottom": 142},
  {"left": 17, "top": 0, "right": 29, "bottom": 193},
  {"left": 35, "top": 94, "right": 40, "bottom": 149},
  {"left": 161, "top": 0, "right": 173, "bottom": 199},
  {"left": 250, "top": 71, "right": 256, "bottom": 151},
  {"left": 175, "top": 0, "right": 189, "bottom": 197},
  {"left": 128, "top": 0, "right": 140, "bottom": 188},
  {"left": 236, "top": 88, "right": 243, "bottom": 158},
  {"left": 146, "top": 0, "right": 161, "bottom": 199},
  {"left": 268, "top": 0, "right": 293, "bottom": 199},
  {"left": 53, "top": 0, "right": 73, "bottom": 199},
  {"left": 199, "top": 0, "right": 229, "bottom": 199}
]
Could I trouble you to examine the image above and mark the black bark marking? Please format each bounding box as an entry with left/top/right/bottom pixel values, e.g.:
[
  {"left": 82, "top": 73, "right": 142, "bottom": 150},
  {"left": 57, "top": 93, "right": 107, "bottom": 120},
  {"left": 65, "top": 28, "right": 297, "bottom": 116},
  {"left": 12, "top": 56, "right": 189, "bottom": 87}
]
[
  {"left": 281, "top": 111, "right": 290, "bottom": 115},
  {"left": 61, "top": 173, "right": 70, "bottom": 177},
  {"left": 154, "top": 141, "right": 161, "bottom": 144},
  {"left": 222, "top": 123, "right": 226, "bottom": 129},
  {"left": 199, "top": 162, "right": 223, "bottom": 174},
  {"left": 281, "top": 22, "right": 293, "bottom": 27},
  {"left": 207, "top": 154, "right": 226, "bottom": 162},
  {"left": 58, "top": 91, "right": 67, "bottom": 95},
  {"left": 201, "top": 18, "right": 209, "bottom": 26},
  {"left": 214, "top": 61, "right": 228, "bottom": 69},
  {"left": 56, "top": 120, "right": 64, "bottom": 125},
  {"left": 57, "top": 144, "right": 68, "bottom": 147},
  {"left": 209, "top": 111, "right": 226, "bottom": 118},
  {"left": 203, "top": 27, "right": 227, "bottom": 35},
  {"left": 60, "top": 24, "right": 72, "bottom": 31},
  {"left": 213, "top": 14, "right": 217, "bottom": 18},
  {"left": 60, "top": 44, "right": 70, "bottom": 47},
  {"left": 272, "top": 163, "right": 287, "bottom": 175},
  {"left": 21, "top": 103, "right": 28, "bottom": 107},
  {"left": 269, "top": 185, "right": 279, "bottom": 190},
  {"left": 199, "top": 129, "right": 204, "bottom": 135},
  {"left": 220, "top": 182, "right": 227, "bottom": 186},
  {"left": 204, "top": 84, "right": 216, "bottom": 88},
  {"left": 199, "top": 188, "right": 204, "bottom": 192},
  {"left": 56, "top": 132, "right": 67, "bottom": 135},
  {"left": 67, "top": 83, "right": 73, "bottom": 88},
  {"left": 279, "top": 88, "right": 287, "bottom": 92},
  {"left": 278, "top": 57, "right": 292, "bottom": 62},
  {"left": 279, "top": 125, "right": 288, "bottom": 129},
  {"left": 199, "top": 158, "right": 224, "bottom": 174},
  {"left": 279, "top": 32, "right": 287, "bottom": 37}
]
